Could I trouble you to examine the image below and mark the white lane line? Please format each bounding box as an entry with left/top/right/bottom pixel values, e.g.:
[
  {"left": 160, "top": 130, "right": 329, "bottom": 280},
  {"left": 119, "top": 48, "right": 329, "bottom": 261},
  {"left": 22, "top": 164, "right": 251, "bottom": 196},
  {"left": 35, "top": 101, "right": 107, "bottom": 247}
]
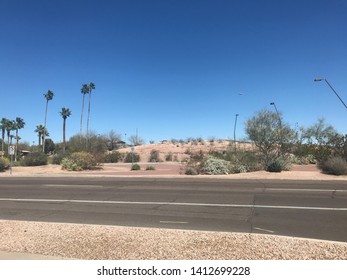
[
  {"left": 43, "top": 184, "right": 104, "bottom": 188},
  {"left": 253, "top": 227, "right": 275, "bottom": 233},
  {"left": 1, "top": 198, "right": 347, "bottom": 211},
  {"left": 160, "top": 221, "right": 189, "bottom": 224},
  {"left": 264, "top": 188, "right": 347, "bottom": 193}
]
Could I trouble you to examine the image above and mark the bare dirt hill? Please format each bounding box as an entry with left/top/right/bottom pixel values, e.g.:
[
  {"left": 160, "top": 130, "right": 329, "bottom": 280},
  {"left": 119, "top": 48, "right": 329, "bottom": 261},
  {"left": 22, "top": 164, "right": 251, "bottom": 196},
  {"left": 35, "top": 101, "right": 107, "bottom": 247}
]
[{"left": 117, "top": 140, "right": 254, "bottom": 162}]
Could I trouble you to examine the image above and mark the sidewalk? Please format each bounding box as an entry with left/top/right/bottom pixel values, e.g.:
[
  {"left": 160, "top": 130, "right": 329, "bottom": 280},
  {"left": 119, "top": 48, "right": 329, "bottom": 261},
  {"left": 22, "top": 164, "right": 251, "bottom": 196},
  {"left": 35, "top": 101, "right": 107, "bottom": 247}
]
[{"left": 0, "top": 250, "right": 71, "bottom": 260}]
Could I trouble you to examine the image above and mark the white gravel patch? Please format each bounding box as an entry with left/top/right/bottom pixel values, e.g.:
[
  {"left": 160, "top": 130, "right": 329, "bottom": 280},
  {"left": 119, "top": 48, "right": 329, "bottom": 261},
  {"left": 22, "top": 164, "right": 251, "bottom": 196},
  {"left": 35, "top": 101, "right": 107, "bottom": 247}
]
[{"left": 0, "top": 220, "right": 346, "bottom": 260}]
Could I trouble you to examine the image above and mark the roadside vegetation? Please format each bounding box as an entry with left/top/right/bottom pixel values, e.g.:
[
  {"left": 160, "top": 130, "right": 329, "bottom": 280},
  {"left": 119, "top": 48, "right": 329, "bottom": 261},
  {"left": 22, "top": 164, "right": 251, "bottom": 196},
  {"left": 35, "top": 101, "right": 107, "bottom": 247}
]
[{"left": 1, "top": 88, "right": 346, "bottom": 176}]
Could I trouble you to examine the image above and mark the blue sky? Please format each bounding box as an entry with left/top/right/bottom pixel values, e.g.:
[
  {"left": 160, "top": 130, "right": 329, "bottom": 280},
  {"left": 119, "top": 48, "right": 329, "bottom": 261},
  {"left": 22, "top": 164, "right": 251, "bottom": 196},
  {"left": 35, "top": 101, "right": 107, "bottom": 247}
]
[{"left": 1, "top": 0, "right": 347, "bottom": 145}]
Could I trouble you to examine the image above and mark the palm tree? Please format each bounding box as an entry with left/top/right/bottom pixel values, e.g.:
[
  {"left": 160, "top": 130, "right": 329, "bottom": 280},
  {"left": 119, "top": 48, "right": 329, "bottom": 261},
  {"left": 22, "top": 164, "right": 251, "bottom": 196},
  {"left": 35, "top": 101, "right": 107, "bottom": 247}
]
[
  {"left": 86, "top": 82, "right": 95, "bottom": 146},
  {"left": 0, "top": 118, "right": 9, "bottom": 156},
  {"left": 5, "top": 120, "right": 16, "bottom": 150},
  {"left": 60, "top": 107, "right": 72, "bottom": 153},
  {"left": 35, "top": 124, "right": 45, "bottom": 147},
  {"left": 14, "top": 117, "right": 25, "bottom": 161},
  {"left": 43, "top": 90, "right": 54, "bottom": 152},
  {"left": 80, "top": 84, "right": 89, "bottom": 142}
]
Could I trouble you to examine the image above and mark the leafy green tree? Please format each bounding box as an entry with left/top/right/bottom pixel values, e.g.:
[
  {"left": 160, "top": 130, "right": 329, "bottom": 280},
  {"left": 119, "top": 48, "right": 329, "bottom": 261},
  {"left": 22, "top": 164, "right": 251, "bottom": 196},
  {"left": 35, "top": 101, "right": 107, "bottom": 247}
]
[
  {"left": 245, "top": 109, "right": 293, "bottom": 165},
  {"left": 60, "top": 107, "right": 72, "bottom": 153},
  {"left": 43, "top": 90, "right": 54, "bottom": 152},
  {"left": 302, "top": 118, "right": 337, "bottom": 145}
]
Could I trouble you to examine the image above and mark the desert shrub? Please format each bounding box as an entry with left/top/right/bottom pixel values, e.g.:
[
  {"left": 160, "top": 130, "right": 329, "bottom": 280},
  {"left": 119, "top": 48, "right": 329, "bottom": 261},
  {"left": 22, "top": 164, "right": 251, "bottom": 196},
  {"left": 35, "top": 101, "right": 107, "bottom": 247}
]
[
  {"left": 103, "top": 152, "right": 123, "bottom": 163},
  {"left": 0, "top": 158, "right": 10, "bottom": 172},
  {"left": 229, "top": 163, "right": 248, "bottom": 174},
  {"left": 61, "top": 152, "right": 97, "bottom": 171},
  {"left": 131, "top": 164, "right": 141, "bottom": 171},
  {"left": 185, "top": 166, "right": 198, "bottom": 175},
  {"left": 51, "top": 154, "right": 64, "bottom": 165},
  {"left": 21, "top": 152, "right": 48, "bottom": 166},
  {"left": 146, "top": 165, "right": 156, "bottom": 170},
  {"left": 148, "top": 149, "right": 160, "bottom": 162},
  {"left": 124, "top": 152, "right": 140, "bottom": 163},
  {"left": 266, "top": 156, "right": 291, "bottom": 172},
  {"left": 201, "top": 156, "right": 230, "bottom": 175},
  {"left": 319, "top": 156, "right": 347, "bottom": 175},
  {"left": 165, "top": 153, "right": 173, "bottom": 161}
]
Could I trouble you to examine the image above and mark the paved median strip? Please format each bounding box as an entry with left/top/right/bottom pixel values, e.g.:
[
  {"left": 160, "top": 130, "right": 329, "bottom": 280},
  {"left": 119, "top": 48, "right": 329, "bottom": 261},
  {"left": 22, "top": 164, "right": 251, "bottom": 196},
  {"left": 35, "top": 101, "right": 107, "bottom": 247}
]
[{"left": 1, "top": 198, "right": 347, "bottom": 211}]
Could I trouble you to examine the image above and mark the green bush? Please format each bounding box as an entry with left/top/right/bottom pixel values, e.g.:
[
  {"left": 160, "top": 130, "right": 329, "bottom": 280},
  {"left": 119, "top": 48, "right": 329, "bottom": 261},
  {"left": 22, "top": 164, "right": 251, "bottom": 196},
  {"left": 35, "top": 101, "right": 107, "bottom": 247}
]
[
  {"left": 103, "top": 152, "right": 123, "bottom": 163},
  {"left": 0, "top": 158, "right": 10, "bottom": 172},
  {"left": 131, "top": 164, "right": 141, "bottom": 171},
  {"left": 124, "top": 152, "right": 140, "bottom": 163},
  {"left": 266, "top": 156, "right": 291, "bottom": 172},
  {"left": 21, "top": 152, "right": 48, "bottom": 166},
  {"left": 229, "top": 163, "right": 248, "bottom": 174},
  {"left": 146, "top": 165, "right": 156, "bottom": 170},
  {"left": 319, "top": 156, "right": 347, "bottom": 175},
  {"left": 61, "top": 152, "right": 97, "bottom": 171},
  {"left": 201, "top": 156, "right": 230, "bottom": 175}
]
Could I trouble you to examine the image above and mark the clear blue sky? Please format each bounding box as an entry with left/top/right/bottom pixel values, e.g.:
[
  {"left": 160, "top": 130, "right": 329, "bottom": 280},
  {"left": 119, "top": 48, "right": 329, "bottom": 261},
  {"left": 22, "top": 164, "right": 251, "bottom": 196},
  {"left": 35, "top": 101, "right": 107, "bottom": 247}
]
[{"left": 1, "top": 0, "right": 346, "bottom": 145}]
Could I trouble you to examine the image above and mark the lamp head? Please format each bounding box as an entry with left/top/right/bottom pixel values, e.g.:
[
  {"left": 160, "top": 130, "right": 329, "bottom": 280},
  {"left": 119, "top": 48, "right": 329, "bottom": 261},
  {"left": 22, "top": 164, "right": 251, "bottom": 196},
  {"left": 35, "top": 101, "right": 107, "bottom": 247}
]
[{"left": 314, "top": 77, "right": 325, "bottom": 82}]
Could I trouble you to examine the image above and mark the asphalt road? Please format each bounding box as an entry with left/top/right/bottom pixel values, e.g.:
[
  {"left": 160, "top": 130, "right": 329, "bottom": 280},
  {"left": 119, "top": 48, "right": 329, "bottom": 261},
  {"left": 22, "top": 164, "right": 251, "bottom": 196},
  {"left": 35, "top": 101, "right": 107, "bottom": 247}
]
[{"left": 0, "top": 177, "right": 346, "bottom": 242}]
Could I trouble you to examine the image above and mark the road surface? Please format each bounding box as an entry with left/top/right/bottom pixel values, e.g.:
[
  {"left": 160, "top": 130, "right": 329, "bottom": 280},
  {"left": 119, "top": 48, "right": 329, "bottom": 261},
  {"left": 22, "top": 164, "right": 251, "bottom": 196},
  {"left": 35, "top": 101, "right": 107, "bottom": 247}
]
[{"left": 0, "top": 177, "right": 346, "bottom": 242}]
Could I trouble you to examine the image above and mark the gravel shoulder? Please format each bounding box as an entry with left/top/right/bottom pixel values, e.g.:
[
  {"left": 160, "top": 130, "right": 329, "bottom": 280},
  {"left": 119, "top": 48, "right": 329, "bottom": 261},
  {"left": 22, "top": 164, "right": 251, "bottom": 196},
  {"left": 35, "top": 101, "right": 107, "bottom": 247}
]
[{"left": 1, "top": 220, "right": 346, "bottom": 260}]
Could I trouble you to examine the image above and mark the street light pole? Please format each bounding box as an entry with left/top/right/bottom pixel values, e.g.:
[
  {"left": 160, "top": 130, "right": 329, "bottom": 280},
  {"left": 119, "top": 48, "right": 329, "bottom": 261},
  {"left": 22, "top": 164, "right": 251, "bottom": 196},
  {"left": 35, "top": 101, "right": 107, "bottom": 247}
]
[
  {"left": 314, "top": 78, "right": 347, "bottom": 109},
  {"left": 233, "top": 114, "right": 239, "bottom": 153}
]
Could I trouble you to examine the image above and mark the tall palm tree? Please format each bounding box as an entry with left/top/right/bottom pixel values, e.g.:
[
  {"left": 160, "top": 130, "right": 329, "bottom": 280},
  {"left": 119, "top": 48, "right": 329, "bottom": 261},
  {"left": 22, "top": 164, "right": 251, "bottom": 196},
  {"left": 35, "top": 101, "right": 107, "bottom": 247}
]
[
  {"left": 14, "top": 117, "right": 25, "bottom": 161},
  {"left": 80, "top": 84, "right": 89, "bottom": 142},
  {"left": 60, "top": 107, "right": 72, "bottom": 153},
  {"left": 35, "top": 124, "right": 45, "bottom": 147},
  {"left": 43, "top": 90, "right": 54, "bottom": 152},
  {"left": 0, "top": 118, "right": 9, "bottom": 156},
  {"left": 86, "top": 82, "right": 95, "bottom": 146}
]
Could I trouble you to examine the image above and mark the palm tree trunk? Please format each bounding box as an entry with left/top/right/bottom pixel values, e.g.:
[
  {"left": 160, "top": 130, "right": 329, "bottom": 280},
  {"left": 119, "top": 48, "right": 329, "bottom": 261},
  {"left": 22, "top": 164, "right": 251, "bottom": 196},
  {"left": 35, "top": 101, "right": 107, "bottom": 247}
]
[
  {"left": 15, "top": 129, "right": 19, "bottom": 162},
  {"left": 43, "top": 100, "right": 48, "bottom": 153},
  {"left": 80, "top": 94, "right": 85, "bottom": 142},
  {"left": 38, "top": 133, "right": 41, "bottom": 147},
  {"left": 86, "top": 92, "right": 91, "bottom": 149},
  {"left": 1, "top": 130, "right": 4, "bottom": 155},
  {"left": 63, "top": 118, "right": 66, "bottom": 153}
]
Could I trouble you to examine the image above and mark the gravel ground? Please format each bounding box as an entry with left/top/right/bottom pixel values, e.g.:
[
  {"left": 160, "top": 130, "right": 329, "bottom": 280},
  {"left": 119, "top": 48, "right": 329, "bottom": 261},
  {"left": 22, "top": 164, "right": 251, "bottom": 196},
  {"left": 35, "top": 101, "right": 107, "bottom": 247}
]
[{"left": 0, "top": 220, "right": 346, "bottom": 260}]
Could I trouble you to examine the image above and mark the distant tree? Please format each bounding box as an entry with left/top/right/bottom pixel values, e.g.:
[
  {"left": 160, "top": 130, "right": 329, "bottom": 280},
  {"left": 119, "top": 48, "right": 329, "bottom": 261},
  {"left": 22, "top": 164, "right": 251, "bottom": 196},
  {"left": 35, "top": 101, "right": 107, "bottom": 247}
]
[
  {"left": 43, "top": 90, "right": 54, "bottom": 152},
  {"left": 128, "top": 135, "right": 145, "bottom": 146},
  {"left": 0, "top": 118, "right": 9, "bottom": 154},
  {"left": 35, "top": 124, "right": 46, "bottom": 147},
  {"left": 80, "top": 84, "right": 89, "bottom": 141},
  {"left": 245, "top": 109, "right": 293, "bottom": 164},
  {"left": 302, "top": 118, "right": 337, "bottom": 146},
  {"left": 14, "top": 117, "right": 25, "bottom": 160},
  {"left": 105, "top": 130, "right": 122, "bottom": 151},
  {"left": 5, "top": 119, "right": 16, "bottom": 147},
  {"left": 44, "top": 138, "right": 55, "bottom": 154},
  {"left": 60, "top": 107, "right": 72, "bottom": 153}
]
